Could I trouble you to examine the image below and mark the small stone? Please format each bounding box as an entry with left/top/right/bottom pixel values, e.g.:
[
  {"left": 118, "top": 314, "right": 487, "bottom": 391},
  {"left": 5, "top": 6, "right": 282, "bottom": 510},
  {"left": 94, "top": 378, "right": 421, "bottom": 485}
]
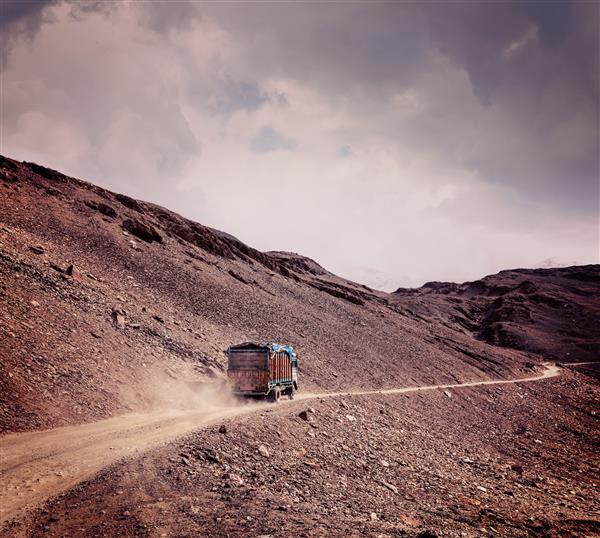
[
  {"left": 415, "top": 530, "right": 437, "bottom": 538},
  {"left": 258, "top": 445, "right": 270, "bottom": 458},
  {"left": 224, "top": 472, "right": 244, "bottom": 486},
  {"left": 443, "top": 390, "right": 452, "bottom": 398},
  {"left": 91, "top": 332, "right": 102, "bottom": 339},
  {"left": 400, "top": 514, "right": 422, "bottom": 528},
  {"left": 511, "top": 464, "right": 524, "bottom": 474},
  {"left": 370, "top": 512, "right": 378, "bottom": 521},
  {"left": 66, "top": 264, "right": 78, "bottom": 278},
  {"left": 298, "top": 410, "right": 312, "bottom": 422},
  {"left": 307, "top": 407, "right": 316, "bottom": 414},
  {"left": 382, "top": 481, "right": 398, "bottom": 494},
  {"left": 218, "top": 424, "right": 227, "bottom": 434},
  {"left": 31, "top": 245, "right": 46, "bottom": 254},
  {"left": 380, "top": 460, "right": 390, "bottom": 467},
  {"left": 112, "top": 306, "right": 126, "bottom": 329},
  {"left": 30, "top": 300, "right": 40, "bottom": 307},
  {"left": 477, "top": 486, "right": 487, "bottom": 493},
  {"left": 345, "top": 414, "right": 356, "bottom": 422}
]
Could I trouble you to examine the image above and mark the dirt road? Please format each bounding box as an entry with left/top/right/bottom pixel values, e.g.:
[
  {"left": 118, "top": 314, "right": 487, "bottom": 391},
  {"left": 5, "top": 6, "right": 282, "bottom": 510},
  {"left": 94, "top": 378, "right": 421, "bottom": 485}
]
[
  {"left": 302, "top": 362, "right": 561, "bottom": 399},
  {"left": 0, "top": 363, "right": 560, "bottom": 526}
]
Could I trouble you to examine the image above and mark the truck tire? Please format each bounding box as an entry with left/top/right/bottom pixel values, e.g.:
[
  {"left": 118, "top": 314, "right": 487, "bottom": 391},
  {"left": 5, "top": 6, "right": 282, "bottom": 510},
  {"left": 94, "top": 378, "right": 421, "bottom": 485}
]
[
  {"left": 270, "top": 389, "right": 281, "bottom": 403},
  {"left": 288, "top": 386, "right": 295, "bottom": 400}
]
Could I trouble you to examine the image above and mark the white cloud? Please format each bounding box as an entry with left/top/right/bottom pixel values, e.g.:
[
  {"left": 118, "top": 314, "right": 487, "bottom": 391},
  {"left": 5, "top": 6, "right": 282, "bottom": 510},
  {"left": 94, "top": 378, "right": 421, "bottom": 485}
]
[{"left": 1, "top": 1, "right": 598, "bottom": 289}]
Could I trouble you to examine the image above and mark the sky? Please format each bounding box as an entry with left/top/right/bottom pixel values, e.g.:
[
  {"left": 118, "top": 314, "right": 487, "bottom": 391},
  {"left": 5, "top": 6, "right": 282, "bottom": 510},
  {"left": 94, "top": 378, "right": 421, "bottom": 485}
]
[{"left": 1, "top": 0, "right": 598, "bottom": 290}]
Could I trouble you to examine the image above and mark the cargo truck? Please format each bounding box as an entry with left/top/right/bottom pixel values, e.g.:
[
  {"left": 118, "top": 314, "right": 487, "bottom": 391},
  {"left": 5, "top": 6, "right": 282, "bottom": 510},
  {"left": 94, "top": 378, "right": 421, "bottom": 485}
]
[{"left": 226, "top": 342, "right": 298, "bottom": 402}]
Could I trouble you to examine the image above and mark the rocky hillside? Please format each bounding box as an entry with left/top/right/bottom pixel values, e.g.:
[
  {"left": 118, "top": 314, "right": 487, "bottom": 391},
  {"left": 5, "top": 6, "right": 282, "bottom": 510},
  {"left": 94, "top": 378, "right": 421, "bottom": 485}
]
[
  {"left": 392, "top": 266, "right": 600, "bottom": 364},
  {"left": 0, "top": 155, "right": 597, "bottom": 433}
]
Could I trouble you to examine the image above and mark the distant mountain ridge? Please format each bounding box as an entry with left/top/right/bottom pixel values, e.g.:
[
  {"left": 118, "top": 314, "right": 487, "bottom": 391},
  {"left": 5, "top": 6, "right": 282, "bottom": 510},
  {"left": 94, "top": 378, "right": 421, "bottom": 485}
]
[{"left": 392, "top": 265, "right": 600, "bottom": 363}]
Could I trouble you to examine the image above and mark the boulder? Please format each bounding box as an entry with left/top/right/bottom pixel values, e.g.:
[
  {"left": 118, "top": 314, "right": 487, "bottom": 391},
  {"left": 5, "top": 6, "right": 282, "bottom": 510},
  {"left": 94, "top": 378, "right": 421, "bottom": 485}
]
[{"left": 122, "top": 218, "right": 162, "bottom": 243}]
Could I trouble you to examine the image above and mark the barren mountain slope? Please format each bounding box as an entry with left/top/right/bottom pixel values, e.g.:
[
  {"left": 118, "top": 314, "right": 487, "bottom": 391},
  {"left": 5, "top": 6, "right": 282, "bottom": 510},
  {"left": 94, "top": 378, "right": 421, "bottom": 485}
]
[
  {"left": 0, "top": 155, "right": 543, "bottom": 434},
  {"left": 392, "top": 266, "right": 600, "bottom": 363},
  {"left": 1, "top": 157, "right": 599, "bottom": 538}
]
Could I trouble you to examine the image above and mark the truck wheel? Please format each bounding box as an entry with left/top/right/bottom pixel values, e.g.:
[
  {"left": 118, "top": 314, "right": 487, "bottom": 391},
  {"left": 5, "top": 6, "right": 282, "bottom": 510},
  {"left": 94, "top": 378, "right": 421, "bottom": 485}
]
[
  {"left": 270, "top": 389, "right": 281, "bottom": 403},
  {"left": 288, "top": 387, "right": 295, "bottom": 400}
]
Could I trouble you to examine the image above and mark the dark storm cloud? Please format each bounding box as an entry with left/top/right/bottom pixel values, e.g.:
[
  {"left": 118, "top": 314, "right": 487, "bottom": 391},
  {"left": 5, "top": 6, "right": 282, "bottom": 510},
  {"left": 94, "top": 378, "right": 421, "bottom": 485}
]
[
  {"left": 0, "top": 0, "right": 117, "bottom": 67},
  {"left": 422, "top": 1, "right": 598, "bottom": 107},
  {"left": 200, "top": 1, "right": 598, "bottom": 213},
  {"left": 0, "top": 0, "right": 55, "bottom": 27},
  {"left": 419, "top": 1, "right": 598, "bottom": 212},
  {"left": 0, "top": 0, "right": 57, "bottom": 66}
]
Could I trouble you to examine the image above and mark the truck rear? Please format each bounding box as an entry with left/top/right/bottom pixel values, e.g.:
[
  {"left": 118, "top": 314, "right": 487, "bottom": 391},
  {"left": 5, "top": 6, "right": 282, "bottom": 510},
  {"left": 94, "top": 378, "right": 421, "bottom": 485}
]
[{"left": 226, "top": 342, "right": 298, "bottom": 401}]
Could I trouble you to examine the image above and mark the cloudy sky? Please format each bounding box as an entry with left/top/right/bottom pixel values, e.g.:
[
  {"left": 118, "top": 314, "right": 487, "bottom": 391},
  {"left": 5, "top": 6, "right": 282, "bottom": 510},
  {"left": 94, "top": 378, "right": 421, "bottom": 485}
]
[{"left": 2, "top": 1, "right": 598, "bottom": 289}]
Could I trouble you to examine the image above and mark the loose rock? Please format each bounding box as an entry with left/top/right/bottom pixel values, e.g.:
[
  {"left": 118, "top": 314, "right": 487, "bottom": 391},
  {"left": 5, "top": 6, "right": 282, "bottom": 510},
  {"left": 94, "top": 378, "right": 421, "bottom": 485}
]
[
  {"left": 66, "top": 264, "right": 78, "bottom": 278},
  {"left": 382, "top": 481, "right": 398, "bottom": 494},
  {"left": 111, "top": 307, "right": 126, "bottom": 329},
  {"left": 298, "top": 410, "right": 312, "bottom": 422}
]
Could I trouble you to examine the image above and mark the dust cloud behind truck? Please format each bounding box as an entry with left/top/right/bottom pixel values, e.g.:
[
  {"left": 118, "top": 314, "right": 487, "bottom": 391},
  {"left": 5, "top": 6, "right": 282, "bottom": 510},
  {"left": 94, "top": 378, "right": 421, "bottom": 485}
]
[{"left": 226, "top": 342, "right": 298, "bottom": 401}]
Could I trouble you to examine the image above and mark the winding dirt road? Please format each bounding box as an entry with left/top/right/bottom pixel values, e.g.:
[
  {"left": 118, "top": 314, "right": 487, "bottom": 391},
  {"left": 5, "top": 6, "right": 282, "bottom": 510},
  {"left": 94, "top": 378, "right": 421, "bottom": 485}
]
[{"left": 0, "top": 363, "right": 560, "bottom": 526}]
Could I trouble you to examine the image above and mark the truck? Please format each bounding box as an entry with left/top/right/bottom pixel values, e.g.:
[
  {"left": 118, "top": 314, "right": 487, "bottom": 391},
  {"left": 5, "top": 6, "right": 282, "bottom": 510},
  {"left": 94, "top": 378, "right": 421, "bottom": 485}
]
[{"left": 226, "top": 342, "right": 298, "bottom": 402}]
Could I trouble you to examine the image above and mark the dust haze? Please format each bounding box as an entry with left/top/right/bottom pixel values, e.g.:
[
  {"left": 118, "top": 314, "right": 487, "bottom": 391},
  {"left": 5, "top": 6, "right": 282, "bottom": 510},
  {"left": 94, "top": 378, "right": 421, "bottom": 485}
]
[{"left": 128, "top": 363, "right": 248, "bottom": 415}]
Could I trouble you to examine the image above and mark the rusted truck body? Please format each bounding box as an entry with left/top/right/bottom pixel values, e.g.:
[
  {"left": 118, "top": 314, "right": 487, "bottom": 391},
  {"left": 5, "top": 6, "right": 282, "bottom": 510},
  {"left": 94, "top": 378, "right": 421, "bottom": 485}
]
[{"left": 226, "top": 342, "right": 298, "bottom": 401}]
